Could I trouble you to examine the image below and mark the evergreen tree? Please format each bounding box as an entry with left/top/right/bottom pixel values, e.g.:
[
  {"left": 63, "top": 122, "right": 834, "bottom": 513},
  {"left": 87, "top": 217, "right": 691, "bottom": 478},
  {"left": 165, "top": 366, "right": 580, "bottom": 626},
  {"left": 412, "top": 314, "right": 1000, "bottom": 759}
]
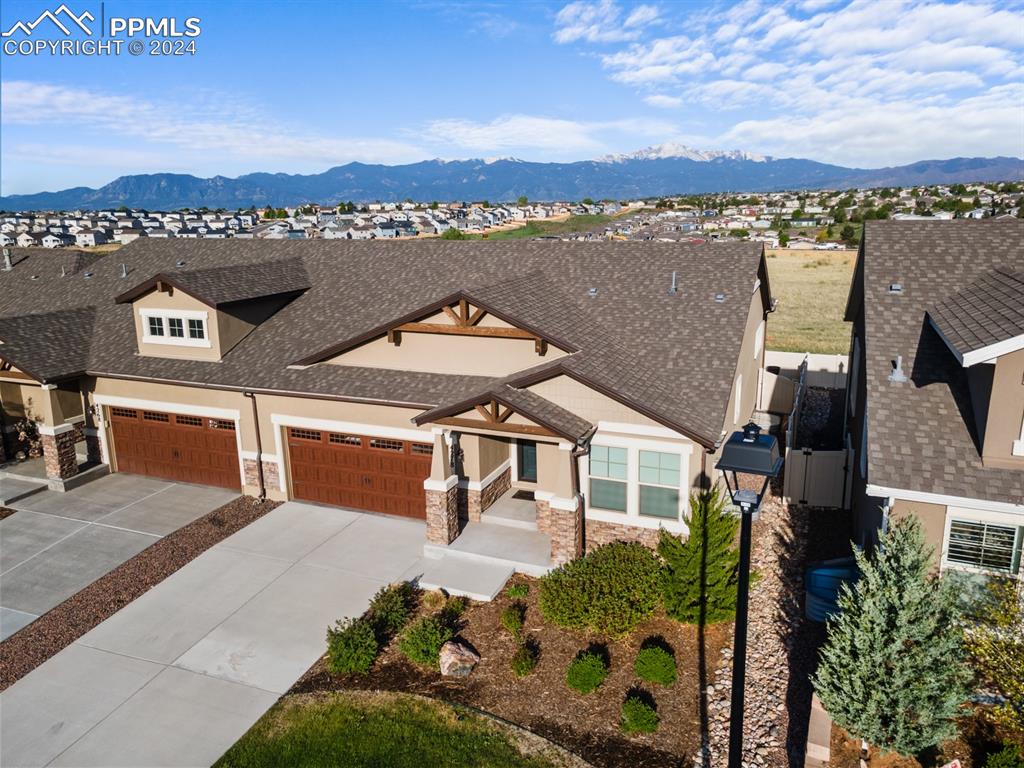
[
  {"left": 813, "top": 517, "right": 971, "bottom": 757},
  {"left": 658, "top": 488, "right": 741, "bottom": 624}
]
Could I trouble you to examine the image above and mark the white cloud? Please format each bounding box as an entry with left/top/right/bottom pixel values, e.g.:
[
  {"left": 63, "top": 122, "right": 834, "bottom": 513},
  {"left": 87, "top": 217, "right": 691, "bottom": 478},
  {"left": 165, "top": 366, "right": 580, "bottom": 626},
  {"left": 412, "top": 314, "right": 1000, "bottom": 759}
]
[
  {"left": 554, "top": 0, "right": 659, "bottom": 44},
  {"left": 0, "top": 81, "right": 427, "bottom": 167},
  {"left": 555, "top": 0, "right": 1024, "bottom": 164},
  {"left": 420, "top": 113, "right": 678, "bottom": 155},
  {"left": 644, "top": 94, "right": 683, "bottom": 108}
]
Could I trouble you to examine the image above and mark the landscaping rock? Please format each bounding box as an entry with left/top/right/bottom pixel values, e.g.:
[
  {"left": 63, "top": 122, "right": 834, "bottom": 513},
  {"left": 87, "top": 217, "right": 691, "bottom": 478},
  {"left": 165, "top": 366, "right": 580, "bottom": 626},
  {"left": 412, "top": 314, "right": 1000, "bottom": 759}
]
[{"left": 438, "top": 641, "right": 479, "bottom": 678}]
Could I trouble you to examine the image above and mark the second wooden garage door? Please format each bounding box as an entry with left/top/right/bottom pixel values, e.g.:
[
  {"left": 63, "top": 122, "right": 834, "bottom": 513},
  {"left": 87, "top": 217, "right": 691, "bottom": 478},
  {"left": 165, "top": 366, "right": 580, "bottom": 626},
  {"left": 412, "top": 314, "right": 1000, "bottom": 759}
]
[
  {"left": 287, "top": 428, "right": 432, "bottom": 519},
  {"left": 108, "top": 407, "right": 241, "bottom": 490}
]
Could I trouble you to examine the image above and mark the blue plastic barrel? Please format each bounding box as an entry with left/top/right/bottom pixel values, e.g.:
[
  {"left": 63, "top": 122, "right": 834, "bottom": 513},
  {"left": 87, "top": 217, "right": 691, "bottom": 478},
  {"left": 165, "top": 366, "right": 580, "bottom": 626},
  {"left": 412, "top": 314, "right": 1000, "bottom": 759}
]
[{"left": 805, "top": 557, "right": 857, "bottom": 622}]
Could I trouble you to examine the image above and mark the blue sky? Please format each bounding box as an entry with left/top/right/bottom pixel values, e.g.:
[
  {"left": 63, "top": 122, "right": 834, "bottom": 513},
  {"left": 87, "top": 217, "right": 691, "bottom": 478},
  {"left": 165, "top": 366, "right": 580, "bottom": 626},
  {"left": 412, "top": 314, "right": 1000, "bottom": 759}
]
[{"left": 1, "top": 0, "right": 1022, "bottom": 194}]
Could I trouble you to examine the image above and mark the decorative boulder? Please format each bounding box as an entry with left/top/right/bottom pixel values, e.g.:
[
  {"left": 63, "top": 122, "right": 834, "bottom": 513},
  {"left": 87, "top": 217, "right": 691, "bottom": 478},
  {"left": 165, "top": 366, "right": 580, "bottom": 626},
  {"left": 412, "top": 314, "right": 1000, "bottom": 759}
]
[{"left": 439, "top": 640, "right": 479, "bottom": 678}]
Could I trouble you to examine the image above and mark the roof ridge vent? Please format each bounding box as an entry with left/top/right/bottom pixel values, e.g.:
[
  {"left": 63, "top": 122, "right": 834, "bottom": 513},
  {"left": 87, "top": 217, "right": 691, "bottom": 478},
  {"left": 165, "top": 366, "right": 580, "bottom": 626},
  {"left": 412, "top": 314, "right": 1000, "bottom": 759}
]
[{"left": 889, "top": 355, "right": 908, "bottom": 383}]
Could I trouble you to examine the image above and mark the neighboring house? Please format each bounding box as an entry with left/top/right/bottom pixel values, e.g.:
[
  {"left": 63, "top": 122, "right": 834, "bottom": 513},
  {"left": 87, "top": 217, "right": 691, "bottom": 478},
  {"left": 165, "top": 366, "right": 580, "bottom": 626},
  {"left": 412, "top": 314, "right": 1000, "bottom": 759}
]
[
  {"left": 0, "top": 240, "right": 771, "bottom": 570},
  {"left": 845, "top": 219, "right": 1024, "bottom": 591}
]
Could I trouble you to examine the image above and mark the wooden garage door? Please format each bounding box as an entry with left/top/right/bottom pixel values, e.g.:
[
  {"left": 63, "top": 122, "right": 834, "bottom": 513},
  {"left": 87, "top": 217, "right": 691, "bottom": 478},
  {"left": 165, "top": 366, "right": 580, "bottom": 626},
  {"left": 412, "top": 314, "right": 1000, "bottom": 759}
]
[
  {"left": 108, "top": 407, "right": 241, "bottom": 490},
  {"left": 287, "top": 428, "right": 432, "bottom": 519}
]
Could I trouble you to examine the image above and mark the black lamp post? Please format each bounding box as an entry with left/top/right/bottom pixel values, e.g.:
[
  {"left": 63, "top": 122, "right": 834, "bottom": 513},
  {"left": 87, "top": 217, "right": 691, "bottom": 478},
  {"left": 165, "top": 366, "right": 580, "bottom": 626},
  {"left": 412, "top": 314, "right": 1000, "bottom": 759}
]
[{"left": 715, "top": 422, "right": 783, "bottom": 768}]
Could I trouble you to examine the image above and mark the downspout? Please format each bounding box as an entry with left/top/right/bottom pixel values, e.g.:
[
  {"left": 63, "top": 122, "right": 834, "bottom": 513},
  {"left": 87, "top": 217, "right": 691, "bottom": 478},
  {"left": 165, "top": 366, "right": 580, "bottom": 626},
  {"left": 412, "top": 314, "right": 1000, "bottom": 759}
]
[{"left": 243, "top": 391, "right": 266, "bottom": 500}]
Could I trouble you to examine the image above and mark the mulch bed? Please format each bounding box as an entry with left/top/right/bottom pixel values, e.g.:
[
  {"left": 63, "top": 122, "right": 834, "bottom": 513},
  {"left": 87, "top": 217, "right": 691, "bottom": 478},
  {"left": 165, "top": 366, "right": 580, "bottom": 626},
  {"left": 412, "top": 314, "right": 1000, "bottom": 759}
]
[
  {"left": 291, "top": 577, "right": 731, "bottom": 768},
  {"left": 0, "top": 506, "right": 15, "bottom": 521},
  {"left": 0, "top": 495, "right": 279, "bottom": 691}
]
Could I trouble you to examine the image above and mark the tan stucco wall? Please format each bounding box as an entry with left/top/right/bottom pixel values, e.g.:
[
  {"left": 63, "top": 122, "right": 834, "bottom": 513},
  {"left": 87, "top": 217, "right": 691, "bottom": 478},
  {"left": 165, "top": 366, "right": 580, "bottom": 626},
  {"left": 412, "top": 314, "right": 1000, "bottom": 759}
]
[
  {"left": 537, "top": 440, "right": 573, "bottom": 497},
  {"left": 890, "top": 498, "right": 947, "bottom": 569},
  {"left": 982, "top": 347, "right": 1024, "bottom": 470},
  {"left": 326, "top": 331, "right": 564, "bottom": 377},
  {"left": 132, "top": 289, "right": 222, "bottom": 362},
  {"left": 721, "top": 285, "right": 767, "bottom": 439},
  {"left": 0, "top": 380, "right": 43, "bottom": 421},
  {"left": 526, "top": 375, "right": 661, "bottom": 427}
]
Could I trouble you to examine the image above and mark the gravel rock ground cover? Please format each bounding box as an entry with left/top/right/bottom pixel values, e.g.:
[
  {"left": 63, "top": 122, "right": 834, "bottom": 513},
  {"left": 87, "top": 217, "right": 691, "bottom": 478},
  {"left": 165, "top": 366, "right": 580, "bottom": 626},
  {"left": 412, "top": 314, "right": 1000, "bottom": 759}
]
[
  {"left": 0, "top": 495, "right": 278, "bottom": 690},
  {"left": 701, "top": 494, "right": 851, "bottom": 768}
]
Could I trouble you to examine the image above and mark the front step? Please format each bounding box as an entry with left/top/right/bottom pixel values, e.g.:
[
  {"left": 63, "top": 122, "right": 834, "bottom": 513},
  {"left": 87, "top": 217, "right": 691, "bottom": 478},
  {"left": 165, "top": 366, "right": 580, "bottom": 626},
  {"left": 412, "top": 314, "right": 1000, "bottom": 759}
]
[
  {"left": 418, "top": 557, "right": 514, "bottom": 601},
  {"left": 0, "top": 476, "right": 46, "bottom": 505},
  {"left": 423, "top": 522, "right": 553, "bottom": 578}
]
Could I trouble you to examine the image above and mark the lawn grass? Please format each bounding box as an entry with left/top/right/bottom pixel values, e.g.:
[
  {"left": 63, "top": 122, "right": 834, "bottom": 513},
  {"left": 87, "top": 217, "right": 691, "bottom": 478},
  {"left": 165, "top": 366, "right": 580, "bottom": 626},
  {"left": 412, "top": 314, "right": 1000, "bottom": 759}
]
[
  {"left": 468, "top": 214, "right": 613, "bottom": 240},
  {"left": 765, "top": 247, "right": 856, "bottom": 354},
  {"left": 213, "top": 691, "right": 563, "bottom": 768}
]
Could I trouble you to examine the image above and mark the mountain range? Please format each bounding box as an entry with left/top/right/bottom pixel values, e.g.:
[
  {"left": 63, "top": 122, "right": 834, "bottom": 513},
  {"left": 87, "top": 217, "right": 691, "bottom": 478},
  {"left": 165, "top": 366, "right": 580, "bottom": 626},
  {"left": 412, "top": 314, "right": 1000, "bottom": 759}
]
[{"left": 2, "top": 144, "right": 1021, "bottom": 210}]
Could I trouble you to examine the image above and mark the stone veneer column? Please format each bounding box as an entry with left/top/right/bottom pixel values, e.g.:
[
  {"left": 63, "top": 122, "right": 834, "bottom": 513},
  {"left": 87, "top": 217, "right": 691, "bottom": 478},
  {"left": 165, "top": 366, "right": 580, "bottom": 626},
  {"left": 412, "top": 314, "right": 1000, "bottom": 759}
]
[
  {"left": 83, "top": 426, "right": 103, "bottom": 465},
  {"left": 243, "top": 457, "right": 281, "bottom": 496},
  {"left": 425, "top": 476, "right": 460, "bottom": 545},
  {"left": 40, "top": 424, "right": 78, "bottom": 487},
  {"left": 463, "top": 466, "right": 512, "bottom": 523},
  {"left": 535, "top": 493, "right": 583, "bottom": 565}
]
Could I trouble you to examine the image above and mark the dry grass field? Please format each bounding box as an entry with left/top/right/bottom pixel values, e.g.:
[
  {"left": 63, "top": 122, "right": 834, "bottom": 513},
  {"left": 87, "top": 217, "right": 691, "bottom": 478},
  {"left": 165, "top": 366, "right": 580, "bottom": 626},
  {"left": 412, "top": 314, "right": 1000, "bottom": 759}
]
[{"left": 764, "top": 248, "right": 856, "bottom": 354}]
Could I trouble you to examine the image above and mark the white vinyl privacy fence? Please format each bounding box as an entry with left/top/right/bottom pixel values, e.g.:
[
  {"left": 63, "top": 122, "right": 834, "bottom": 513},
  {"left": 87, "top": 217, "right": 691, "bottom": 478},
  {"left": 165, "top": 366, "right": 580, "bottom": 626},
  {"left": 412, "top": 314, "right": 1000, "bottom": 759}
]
[{"left": 780, "top": 355, "right": 852, "bottom": 509}]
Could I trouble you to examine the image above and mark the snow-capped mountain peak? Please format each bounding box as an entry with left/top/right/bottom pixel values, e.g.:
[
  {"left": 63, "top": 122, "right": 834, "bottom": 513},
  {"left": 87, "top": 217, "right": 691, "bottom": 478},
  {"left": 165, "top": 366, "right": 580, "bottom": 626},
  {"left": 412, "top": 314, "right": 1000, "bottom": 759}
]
[{"left": 598, "top": 142, "right": 767, "bottom": 163}]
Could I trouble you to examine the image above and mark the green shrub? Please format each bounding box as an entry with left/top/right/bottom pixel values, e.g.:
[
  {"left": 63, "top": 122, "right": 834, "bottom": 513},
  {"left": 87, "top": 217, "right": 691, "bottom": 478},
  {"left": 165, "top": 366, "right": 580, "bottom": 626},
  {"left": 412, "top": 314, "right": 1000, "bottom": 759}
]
[
  {"left": 566, "top": 651, "right": 609, "bottom": 694},
  {"left": 326, "top": 617, "right": 378, "bottom": 675},
  {"left": 505, "top": 583, "right": 529, "bottom": 599},
  {"left": 500, "top": 602, "right": 526, "bottom": 639},
  {"left": 510, "top": 641, "right": 539, "bottom": 677},
  {"left": 634, "top": 645, "right": 677, "bottom": 686},
  {"left": 398, "top": 616, "right": 453, "bottom": 667},
  {"left": 538, "top": 541, "right": 661, "bottom": 636},
  {"left": 621, "top": 693, "right": 659, "bottom": 734},
  {"left": 367, "top": 582, "right": 415, "bottom": 642},
  {"left": 987, "top": 744, "right": 1024, "bottom": 768}
]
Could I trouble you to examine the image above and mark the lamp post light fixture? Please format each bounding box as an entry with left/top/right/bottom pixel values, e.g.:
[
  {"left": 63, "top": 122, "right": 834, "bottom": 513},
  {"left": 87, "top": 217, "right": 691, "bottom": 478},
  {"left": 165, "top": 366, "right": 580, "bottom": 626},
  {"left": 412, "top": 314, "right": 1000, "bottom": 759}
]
[{"left": 715, "top": 421, "right": 784, "bottom": 768}]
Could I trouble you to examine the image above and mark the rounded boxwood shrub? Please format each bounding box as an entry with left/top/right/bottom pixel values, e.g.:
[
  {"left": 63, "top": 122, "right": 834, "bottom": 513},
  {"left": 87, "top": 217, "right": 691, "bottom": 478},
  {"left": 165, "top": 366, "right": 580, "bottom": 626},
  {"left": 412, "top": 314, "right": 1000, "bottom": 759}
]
[
  {"left": 621, "top": 693, "right": 659, "bottom": 734},
  {"left": 505, "top": 583, "right": 529, "bottom": 599},
  {"left": 634, "top": 644, "right": 677, "bottom": 686},
  {"left": 326, "top": 617, "right": 378, "bottom": 675},
  {"left": 510, "top": 641, "right": 539, "bottom": 677},
  {"left": 397, "top": 616, "right": 453, "bottom": 667},
  {"left": 566, "top": 651, "right": 609, "bottom": 694},
  {"left": 500, "top": 602, "right": 526, "bottom": 639},
  {"left": 538, "top": 541, "right": 661, "bottom": 636},
  {"left": 367, "top": 582, "right": 415, "bottom": 643}
]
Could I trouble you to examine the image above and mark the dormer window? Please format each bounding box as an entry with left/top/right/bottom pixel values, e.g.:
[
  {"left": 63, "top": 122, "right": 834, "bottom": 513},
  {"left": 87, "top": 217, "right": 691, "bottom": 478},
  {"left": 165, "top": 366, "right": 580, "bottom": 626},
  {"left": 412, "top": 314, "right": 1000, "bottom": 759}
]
[{"left": 140, "top": 309, "right": 210, "bottom": 348}]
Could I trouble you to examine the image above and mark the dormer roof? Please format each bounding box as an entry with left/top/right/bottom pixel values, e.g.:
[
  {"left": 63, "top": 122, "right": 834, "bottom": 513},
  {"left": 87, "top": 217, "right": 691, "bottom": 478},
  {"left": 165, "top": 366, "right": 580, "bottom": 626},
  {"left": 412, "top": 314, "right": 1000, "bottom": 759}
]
[{"left": 114, "top": 257, "right": 310, "bottom": 307}]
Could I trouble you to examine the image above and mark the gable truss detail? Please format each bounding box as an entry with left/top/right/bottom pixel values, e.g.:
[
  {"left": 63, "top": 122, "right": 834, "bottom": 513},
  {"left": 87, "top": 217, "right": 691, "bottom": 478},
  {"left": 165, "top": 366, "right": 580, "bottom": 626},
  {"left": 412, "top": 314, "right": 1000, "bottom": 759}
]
[{"left": 387, "top": 299, "right": 549, "bottom": 355}]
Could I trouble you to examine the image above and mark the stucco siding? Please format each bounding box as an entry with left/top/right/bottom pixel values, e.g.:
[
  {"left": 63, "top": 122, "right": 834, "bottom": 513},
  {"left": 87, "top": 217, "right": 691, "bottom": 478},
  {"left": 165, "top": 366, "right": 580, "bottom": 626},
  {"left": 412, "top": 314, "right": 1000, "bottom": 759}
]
[{"left": 983, "top": 347, "right": 1024, "bottom": 469}]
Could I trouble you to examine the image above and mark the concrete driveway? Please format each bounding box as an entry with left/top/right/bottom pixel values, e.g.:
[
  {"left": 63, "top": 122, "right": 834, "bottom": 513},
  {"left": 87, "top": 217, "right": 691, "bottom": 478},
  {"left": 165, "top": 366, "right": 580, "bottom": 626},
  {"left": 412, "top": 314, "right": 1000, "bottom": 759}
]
[
  {"left": 0, "top": 474, "right": 237, "bottom": 640},
  {"left": 1, "top": 501, "right": 427, "bottom": 768}
]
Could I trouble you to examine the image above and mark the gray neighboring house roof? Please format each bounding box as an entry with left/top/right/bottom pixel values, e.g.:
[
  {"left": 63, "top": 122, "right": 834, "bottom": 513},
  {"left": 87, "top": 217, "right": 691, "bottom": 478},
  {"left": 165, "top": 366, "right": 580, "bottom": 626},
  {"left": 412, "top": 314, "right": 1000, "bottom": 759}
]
[
  {"left": 927, "top": 266, "right": 1024, "bottom": 363},
  {"left": 0, "top": 238, "right": 768, "bottom": 447},
  {"left": 849, "top": 219, "right": 1024, "bottom": 506}
]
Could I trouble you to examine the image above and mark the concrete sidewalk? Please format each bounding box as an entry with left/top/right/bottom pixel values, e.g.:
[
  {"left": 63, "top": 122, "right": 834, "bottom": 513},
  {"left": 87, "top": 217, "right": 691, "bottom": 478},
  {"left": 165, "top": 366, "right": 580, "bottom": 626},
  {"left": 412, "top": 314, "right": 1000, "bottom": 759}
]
[{"left": 1, "top": 501, "right": 427, "bottom": 768}]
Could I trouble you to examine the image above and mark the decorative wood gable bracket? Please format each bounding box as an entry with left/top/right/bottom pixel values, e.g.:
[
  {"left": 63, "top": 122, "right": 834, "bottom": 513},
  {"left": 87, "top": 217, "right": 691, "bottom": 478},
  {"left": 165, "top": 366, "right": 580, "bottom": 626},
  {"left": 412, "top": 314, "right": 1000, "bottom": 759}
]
[
  {"left": 0, "top": 358, "right": 35, "bottom": 381},
  {"left": 435, "top": 395, "right": 558, "bottom": 438},
  {"left": 387, "top": 298, "right": 549, "bottom": 355}
]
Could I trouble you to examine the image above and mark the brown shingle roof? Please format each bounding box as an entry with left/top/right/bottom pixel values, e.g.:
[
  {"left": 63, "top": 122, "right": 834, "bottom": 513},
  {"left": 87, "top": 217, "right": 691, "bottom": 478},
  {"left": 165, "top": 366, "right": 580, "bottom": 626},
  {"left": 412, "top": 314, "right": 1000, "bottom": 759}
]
[
  {"left": 927, "top": 267, "right": 1024, "bottom": 360},
  {"left": 114, "top": 257, "right": 311, "bottom": 306},
  {"left": 855, "top": 219, "right": 1024, "bottom": 506},
  {"left": 0, "top": 238, "right": 766, "bottom": 447}
]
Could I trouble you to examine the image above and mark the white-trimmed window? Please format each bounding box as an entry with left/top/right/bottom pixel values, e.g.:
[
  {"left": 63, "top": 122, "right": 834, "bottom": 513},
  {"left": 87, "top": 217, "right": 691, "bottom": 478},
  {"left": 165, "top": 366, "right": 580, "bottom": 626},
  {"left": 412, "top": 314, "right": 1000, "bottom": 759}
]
[
  {"left": 639, "top": 450, "right": 680, "bottom": 519},
  {"left": 140, "top": 309, "right": 211, "bottom": 348},
  {"left": 589, "top": 445, "right": 628, "bottom": 512},
  {"left": 583, "top": 433, "right": 692, "bottom": 529},
  {"left": 946, "top": 518, "right": 1021, "bottom": 575}
]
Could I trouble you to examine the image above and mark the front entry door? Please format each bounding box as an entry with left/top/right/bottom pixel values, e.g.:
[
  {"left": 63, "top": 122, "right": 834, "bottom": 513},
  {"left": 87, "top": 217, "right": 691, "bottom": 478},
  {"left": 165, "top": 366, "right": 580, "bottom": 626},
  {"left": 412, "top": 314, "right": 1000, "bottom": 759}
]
[{"left": 517, "top": 439, "right": 537, "bottom": 482}]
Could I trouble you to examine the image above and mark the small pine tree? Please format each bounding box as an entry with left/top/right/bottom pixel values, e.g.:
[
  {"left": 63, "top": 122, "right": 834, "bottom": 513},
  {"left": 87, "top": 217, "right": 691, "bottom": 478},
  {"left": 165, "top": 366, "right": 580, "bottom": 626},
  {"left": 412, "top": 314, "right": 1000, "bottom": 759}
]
[
  {"left": 813, "top": 517, "right": 971, "bottom": 757},
  {"left": 658, "top": 488, "right": 741, "bottom": 624}
]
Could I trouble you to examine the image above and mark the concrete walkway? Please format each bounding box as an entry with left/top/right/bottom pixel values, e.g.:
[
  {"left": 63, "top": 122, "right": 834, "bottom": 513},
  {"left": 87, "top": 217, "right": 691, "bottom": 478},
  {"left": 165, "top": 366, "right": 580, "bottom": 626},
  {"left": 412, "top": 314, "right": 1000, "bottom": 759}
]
[
  {"left": 0, "top": 474, "right": 236, "bottom": 640},
  {"left": 1, "top": 501, "right": 427, "bottom": 768}
]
